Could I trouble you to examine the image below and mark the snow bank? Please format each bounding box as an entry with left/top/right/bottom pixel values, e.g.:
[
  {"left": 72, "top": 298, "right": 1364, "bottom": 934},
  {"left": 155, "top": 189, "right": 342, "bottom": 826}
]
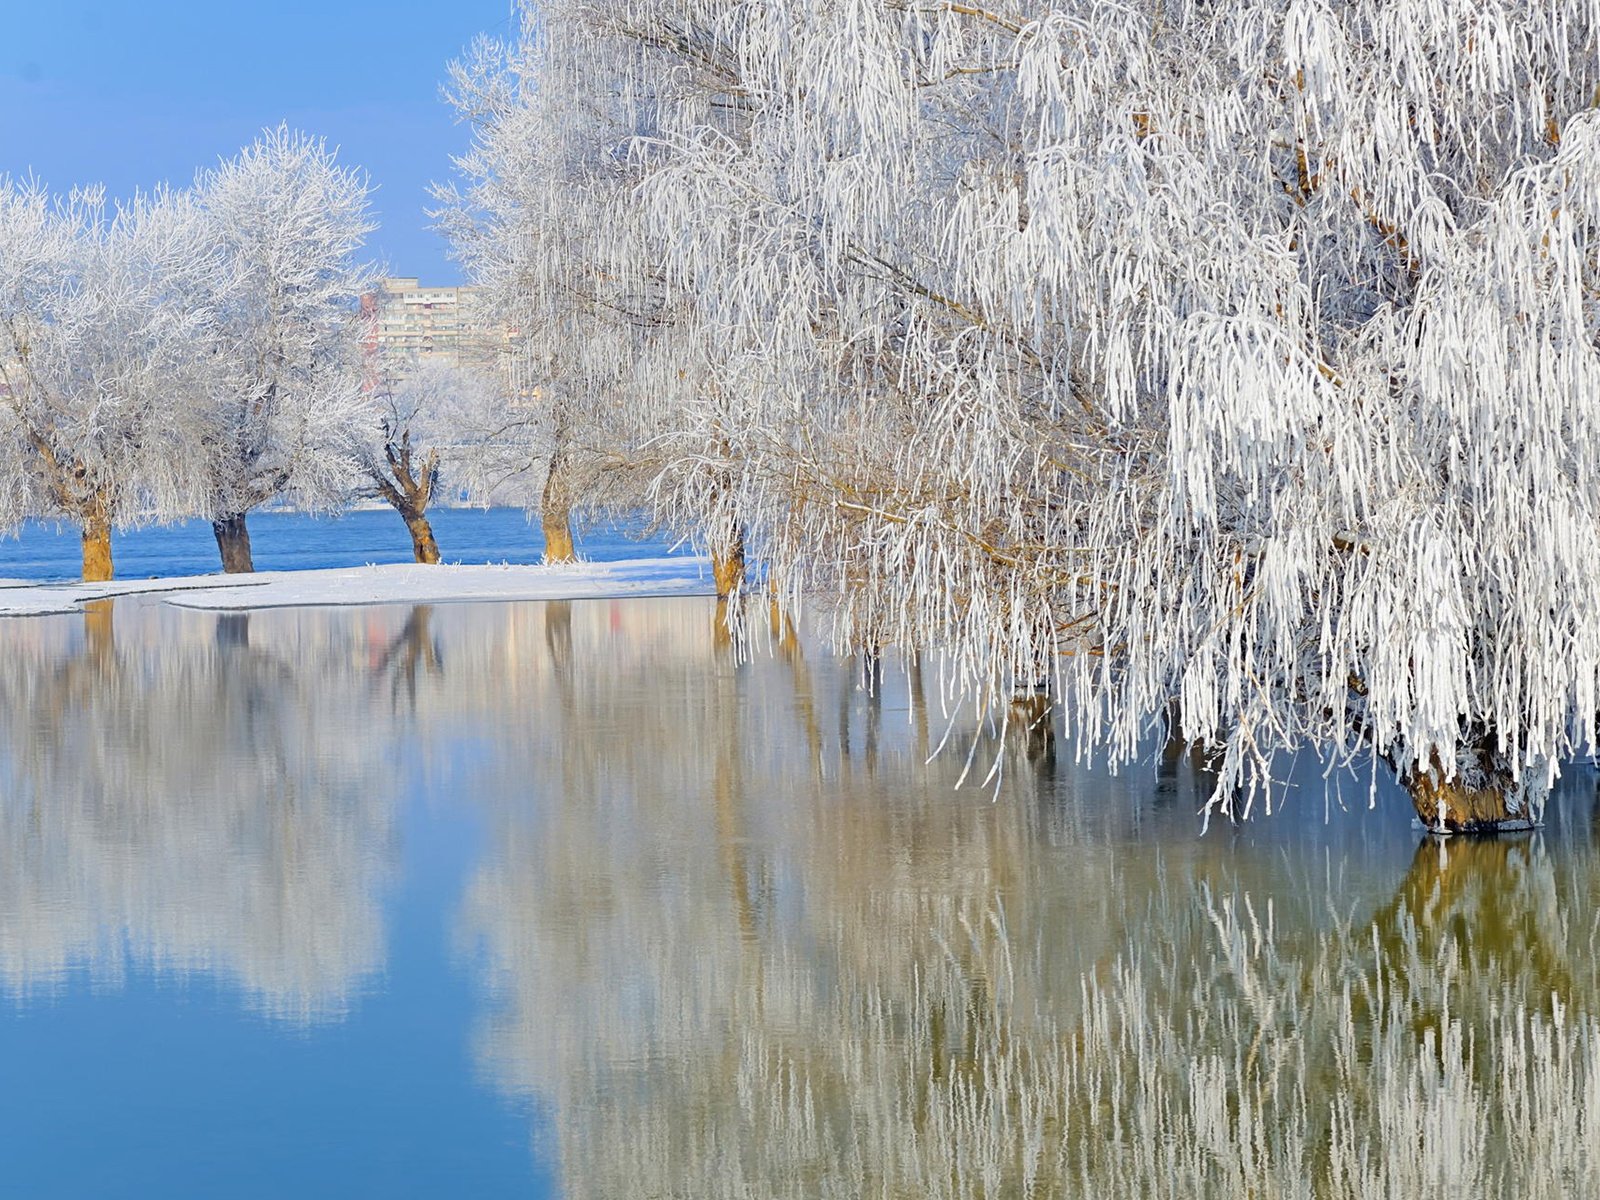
[{"left": 0, "top": 558, "right": 714, "bottom": 617}]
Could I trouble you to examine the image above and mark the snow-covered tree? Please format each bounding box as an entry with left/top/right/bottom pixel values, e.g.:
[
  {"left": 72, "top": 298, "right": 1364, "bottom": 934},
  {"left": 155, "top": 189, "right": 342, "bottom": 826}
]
[
  {"left": 0, "top": 181, "right": 216, "bottom": 580},
  {"left": 467, "top": 0, "right": 1600, "bottom": 830},
  {"left": 439, "top": 20, "right": 711, "bottom": 568},
  {"left": 357, "top": 359, "right": 507, "bottom": 563},
  {"left": 192, "top": 127, "right": 377, "bottom": 573}
]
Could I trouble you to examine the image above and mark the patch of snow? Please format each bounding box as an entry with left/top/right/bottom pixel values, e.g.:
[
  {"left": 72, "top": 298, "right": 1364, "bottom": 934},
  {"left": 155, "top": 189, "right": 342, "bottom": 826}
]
[{"left": 0, "top": 558, "right": 714, "bottom": 616}]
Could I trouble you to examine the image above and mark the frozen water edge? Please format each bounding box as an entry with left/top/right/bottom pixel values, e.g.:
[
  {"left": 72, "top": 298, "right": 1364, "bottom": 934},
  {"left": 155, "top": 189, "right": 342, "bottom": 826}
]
[{"left": 0, "top": 558, "right": 715, "bottom": 616}]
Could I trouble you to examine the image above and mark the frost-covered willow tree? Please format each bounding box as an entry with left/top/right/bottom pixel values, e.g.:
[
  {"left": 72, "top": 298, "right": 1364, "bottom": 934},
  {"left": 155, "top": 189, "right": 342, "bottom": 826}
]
[
  {"left": 477, "top": 0, "right": 1600, "bottom": 831},
  {"left": 438, "top": 17, "right": 724, "bottom": 571},
  {"left": 0, "top": 182, "right": 215, "bottom": 580},
  {"left": 192, "top": 128, "right": 377, "bottom": 573}
]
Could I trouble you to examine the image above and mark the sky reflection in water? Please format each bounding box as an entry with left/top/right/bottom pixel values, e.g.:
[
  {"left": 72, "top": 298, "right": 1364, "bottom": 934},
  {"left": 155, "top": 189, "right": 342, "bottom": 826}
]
[{"left": 0, "top": 596, "right": 1595, "bottom": 1196}]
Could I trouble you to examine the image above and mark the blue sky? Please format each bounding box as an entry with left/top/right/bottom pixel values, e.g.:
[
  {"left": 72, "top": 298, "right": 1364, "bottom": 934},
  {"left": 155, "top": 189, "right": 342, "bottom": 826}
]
[{"left": 0, "top": 0, "right": 513, "bottom": 284}]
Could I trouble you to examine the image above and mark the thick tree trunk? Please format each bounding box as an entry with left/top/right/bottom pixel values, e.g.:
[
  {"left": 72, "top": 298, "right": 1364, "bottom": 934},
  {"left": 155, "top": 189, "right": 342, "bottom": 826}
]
[
  {"left": 1404, "top": 751, "right": 1536, "bottom": 834},
  {"left": 542, "top": 506, "right": 576, "bottom": 563},
  {"left": 712, "top": 525, "right": 746, "bottom": 599},
  {"left": 541, "top": 438, "right": 577, "bottom": 563},
  {"left": 405, "top": 512, "right": 441, "bottom": 564},
  {"left": 212, "top": 512, "right": 254, "bottom": 574},
  {"left": 81, "top": 507, "right": 113, "bottom": 582},
  {"left": 372, "top": 435, "right": 442, "bottom": 564}
]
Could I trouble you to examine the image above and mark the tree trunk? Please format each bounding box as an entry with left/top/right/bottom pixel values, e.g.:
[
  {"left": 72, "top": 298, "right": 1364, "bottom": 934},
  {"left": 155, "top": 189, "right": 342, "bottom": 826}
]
[
  {"left": 405, "top": 512, "right": 441, "bottom": 564},
  {"left": 81, "top": 507, "right": 113, "bottom": 582},
  {"left": 541, "top": 439, "right": 577, "bottom": 563},
  {"left": 542, "top": 506, "right": 576, "bottom": 563},
  {"left": 712, "top": 525, "right": 746, "bottom": 599},
  {"left": 212, "top": 512, "right": 254, "bottom": 574},
  {"left": 1009, "top": 690, "right": 1055, "bottom": 766},
  {"left": 1404, "top": 750, "right": 1537, "bottom": 834}
]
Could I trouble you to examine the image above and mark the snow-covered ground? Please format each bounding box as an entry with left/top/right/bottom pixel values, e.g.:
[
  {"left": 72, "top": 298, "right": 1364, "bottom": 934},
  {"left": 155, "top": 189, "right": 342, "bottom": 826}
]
[{"left": 0, "top": 558, "right": 715, "bottom": 617}]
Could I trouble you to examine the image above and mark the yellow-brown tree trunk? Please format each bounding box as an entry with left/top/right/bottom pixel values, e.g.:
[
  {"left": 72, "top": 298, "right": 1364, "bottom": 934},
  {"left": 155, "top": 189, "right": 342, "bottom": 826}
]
[
  {"left": 1405, "top": 751, "right": 1535, "bottom": 834},
  {"left": 541, "top": 436, "right": 577, "bottom": 563},
  {"left": 81, "top": 506, "right": 113, "bottom": 582},
  {"left": 405, "top": 512, "right": 441, "bottom": 564},
  {"left": 712, "top": 526, "right": 746, "bottom": 599},
  {"left": 542, "top": 507, "right": 576, "bottom": 563}
]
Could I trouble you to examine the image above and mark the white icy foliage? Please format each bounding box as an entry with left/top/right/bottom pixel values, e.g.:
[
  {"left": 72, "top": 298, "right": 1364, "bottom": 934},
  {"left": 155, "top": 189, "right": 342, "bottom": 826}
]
[
  {"left": 192, "top": 127, "right": 378, "bottom": 518},
  {"left": 0, "top": 130, "right": 379, "bottom": 565},
  {"left": 357, "top": 358, "right": 516, "bottom": 505},
  {"left": 462, "top": 0, "right": 1600, "bottom": 814},
  {"left": 438, "top": 15, "right": 725, "bottom": 530},
  {"left": 0, "top": 181, "right": 217, "bottom": 531}
]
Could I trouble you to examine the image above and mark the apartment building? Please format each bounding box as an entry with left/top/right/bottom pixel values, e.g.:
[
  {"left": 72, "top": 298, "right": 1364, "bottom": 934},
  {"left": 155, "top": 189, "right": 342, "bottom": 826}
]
[{"left": 363, "top": 277, "right": 503, "bottom": 379}]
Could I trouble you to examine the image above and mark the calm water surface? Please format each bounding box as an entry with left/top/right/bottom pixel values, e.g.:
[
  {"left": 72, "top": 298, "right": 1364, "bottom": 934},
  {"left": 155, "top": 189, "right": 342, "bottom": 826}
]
[
  {"left": 0, "top": 507, "right": 684, "bottom": 581},
  {"left": 0, "top": 596, "right": 1597, "bottom": 1196}
]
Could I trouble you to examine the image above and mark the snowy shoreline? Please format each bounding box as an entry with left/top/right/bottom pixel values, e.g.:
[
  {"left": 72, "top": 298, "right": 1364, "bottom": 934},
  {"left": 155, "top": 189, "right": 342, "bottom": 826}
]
[{"left": 0, "top": 558, "right": 715, "bottom": 617}]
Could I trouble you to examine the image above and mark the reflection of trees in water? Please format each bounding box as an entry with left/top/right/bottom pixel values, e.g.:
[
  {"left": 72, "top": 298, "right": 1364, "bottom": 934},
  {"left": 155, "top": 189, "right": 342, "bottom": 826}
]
[
  {"left": 1054, "top": 822, "right": 1600, "bottom": 1195},
  {"left": 456, "top": 600, "right": 1600, "bottom": 1196},
  {"left": 0, "top": 602, "right": 406, "bottom": 1022},
  {"left": 452, "top": 601, "right": 1171, "bottom": 1195},
  {"left": 377, "top": 604, "right": 444, "bottom": 710},
  {"left": 9, "top": 595, "right": 1594, "bottom": 1190}
]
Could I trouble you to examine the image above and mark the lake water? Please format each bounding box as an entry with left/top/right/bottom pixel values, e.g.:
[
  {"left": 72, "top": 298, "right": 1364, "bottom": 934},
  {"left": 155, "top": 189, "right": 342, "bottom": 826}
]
[
  {"left": 1, "top": 594, "right": 1598, "bottom": 1196},
  {"left": 0, "top": 507, "right": 683, "bottom": 581}
]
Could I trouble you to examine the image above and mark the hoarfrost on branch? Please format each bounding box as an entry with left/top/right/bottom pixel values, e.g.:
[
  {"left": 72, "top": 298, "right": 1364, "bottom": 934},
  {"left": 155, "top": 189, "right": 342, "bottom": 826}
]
[{"left": 444, "top": 0, "right": 1600, "bottom": 819}]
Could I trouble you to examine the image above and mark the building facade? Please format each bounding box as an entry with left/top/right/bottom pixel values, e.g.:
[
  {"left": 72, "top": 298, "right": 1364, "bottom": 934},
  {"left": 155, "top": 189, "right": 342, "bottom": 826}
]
[{"left": 363, "top": 277, "right": 505, "bottom": 381}]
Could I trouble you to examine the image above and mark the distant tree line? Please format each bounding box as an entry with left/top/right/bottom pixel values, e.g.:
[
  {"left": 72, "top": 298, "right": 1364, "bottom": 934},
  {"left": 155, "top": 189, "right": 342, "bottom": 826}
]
[{"left": 0, "top": 128, "right": 514, "bottom": 580}]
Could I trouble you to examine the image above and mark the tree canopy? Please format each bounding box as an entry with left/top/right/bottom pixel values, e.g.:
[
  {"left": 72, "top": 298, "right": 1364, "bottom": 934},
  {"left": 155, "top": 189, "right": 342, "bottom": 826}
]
[
  {"left": 444, "top": 0, "right": 1600, "bottom": 826},
  {"left": 0, "top": 128, "right": 377, "bottom": 579}
]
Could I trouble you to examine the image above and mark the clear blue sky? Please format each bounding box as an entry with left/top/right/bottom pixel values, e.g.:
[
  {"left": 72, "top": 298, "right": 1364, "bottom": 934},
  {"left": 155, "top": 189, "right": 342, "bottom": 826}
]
[{"left": 0, "top": 0, "right": 514, "bottom": 284}]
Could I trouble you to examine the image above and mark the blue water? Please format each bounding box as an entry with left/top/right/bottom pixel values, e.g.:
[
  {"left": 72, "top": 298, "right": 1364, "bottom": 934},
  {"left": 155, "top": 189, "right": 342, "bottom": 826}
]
[
  {"left": 0, "top": 507, "right": 686, "bottom": 581},
  {"left": 0, "top": 786, "right": 547, "bottom": 1198}
]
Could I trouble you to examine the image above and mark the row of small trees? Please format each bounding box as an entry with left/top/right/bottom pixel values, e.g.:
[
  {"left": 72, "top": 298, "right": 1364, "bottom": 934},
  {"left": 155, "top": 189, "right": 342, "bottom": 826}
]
[
  {"left": 0, "top": 129, "right": 522, "bottom": 579},
  {"left": 436, "top": 0, "right": 1600, "bottom": 829}
]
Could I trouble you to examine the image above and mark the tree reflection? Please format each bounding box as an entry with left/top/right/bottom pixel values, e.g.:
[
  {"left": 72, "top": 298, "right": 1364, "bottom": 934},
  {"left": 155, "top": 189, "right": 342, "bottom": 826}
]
[
  {"left": 460, "top": 601, "right": 1181, "bottom": 1196},
  {"left": 0, "top": 602, "right": 403, "bottom": 1021},
  {"left": 457, "top": 604, "right": 1600, "bottom": 1198},
  {"left": 376, "top": 603, "right": 445, "bottom": 710},
  {"left": 5, "top": 594, "right": 1597, "bottom": 1193}
]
